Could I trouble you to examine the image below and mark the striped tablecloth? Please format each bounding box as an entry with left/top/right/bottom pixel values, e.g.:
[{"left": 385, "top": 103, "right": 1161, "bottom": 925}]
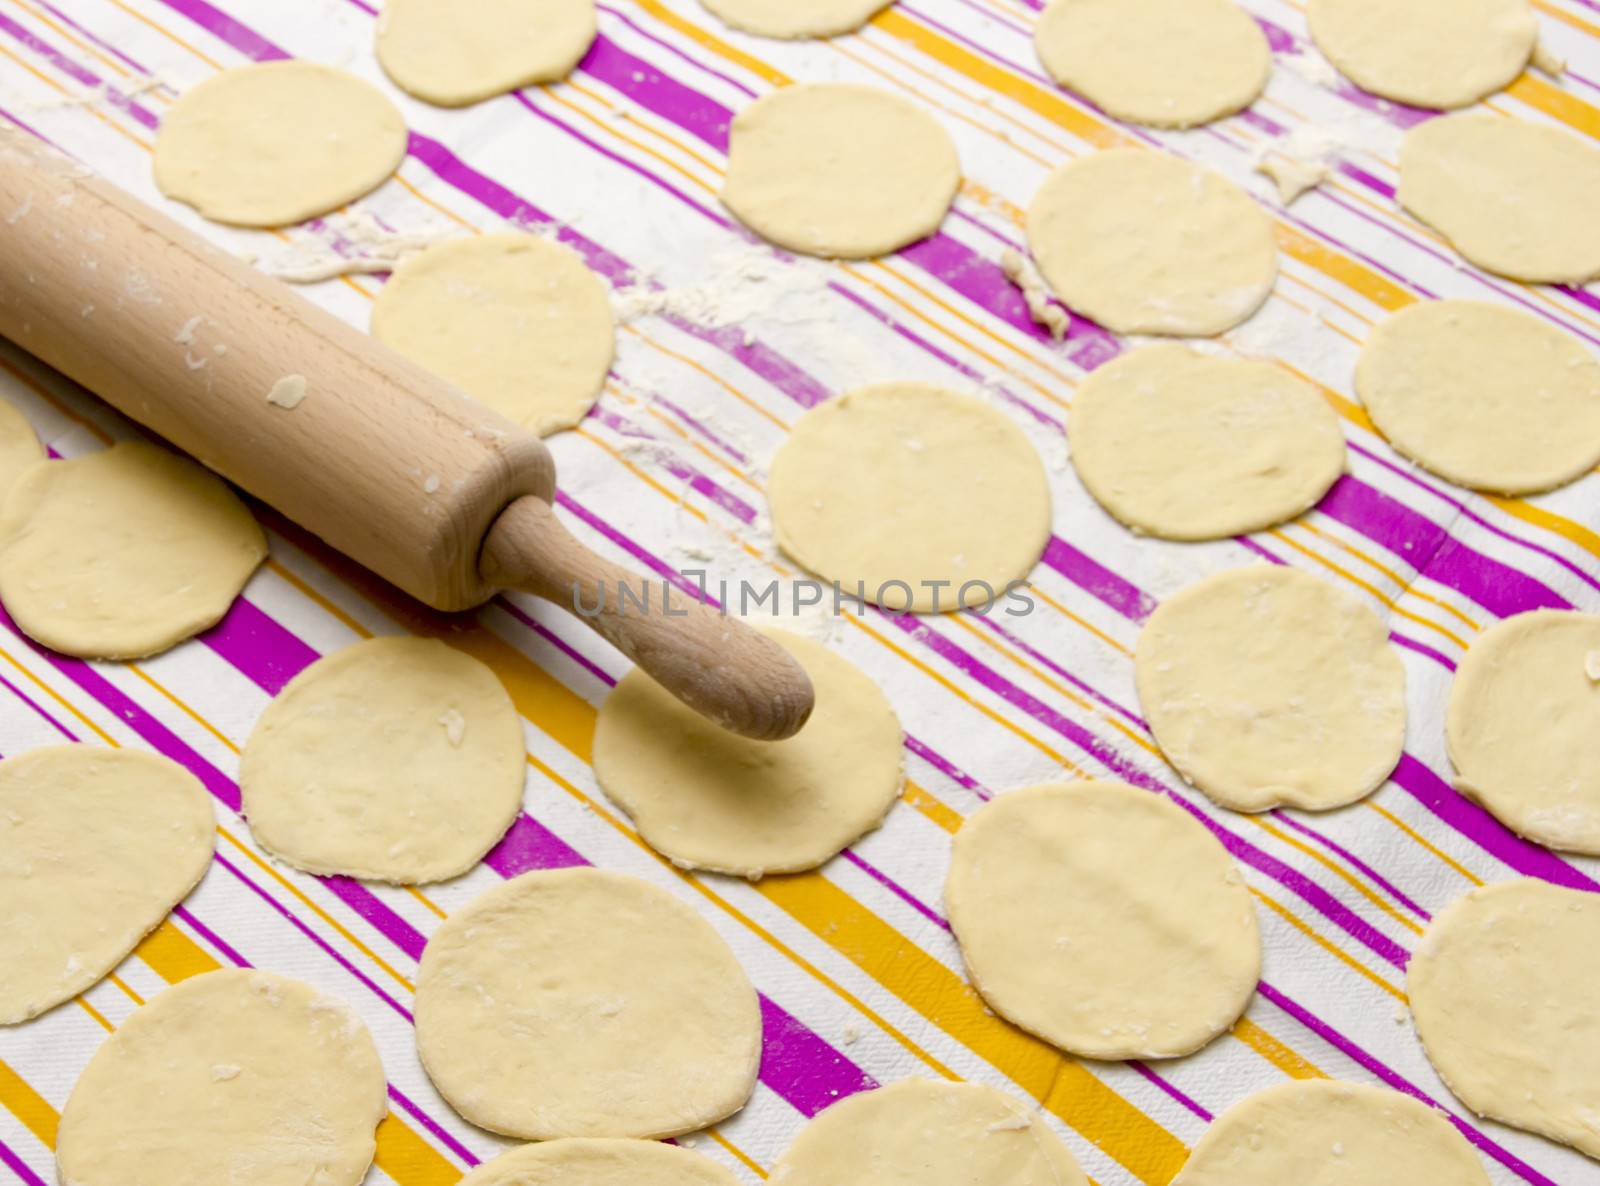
[{"left": 2, "top": 1, "right": 1599, "bottom": 1184}]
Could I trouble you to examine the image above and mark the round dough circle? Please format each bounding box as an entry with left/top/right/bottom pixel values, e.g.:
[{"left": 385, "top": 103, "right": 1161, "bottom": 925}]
[
  {"left": 1356, "top": 300, "right": 1600, "bottom": 495},
  {"left": 1172, "top": 1080, "right": 1491, "bottom": 1186},
  {"left": 0, "top": 746, "right": 213, "bottom": 1024},
  {"left": 0, "top": 397, "right": 41, "bottom": 506},
  {"left": 460, "top": 1139, "right": 738, "bottom": 1186},
  {"left": 154, "top": 62, "right": 407, "bottom": 227},
  {"left": 57, "top": 969, "right": 387, "bottom": 1186},
  {"left": 1069, "top": 345, "right": 1346, "bottom": 539},
  {"left": 377, "top": 0, "right": 596, "bottom": 105},
  {"left": 1135, "top": 566, "right": 1406, "bottom": 812},
  {"left": 415, "top": 867, "right": 762, "bottom": 1139},
  {"left": 1027, "top": 150, "right": 1277, "bottom": 336},
  {"left": 0, "top": 442, "right": 267, "bottom": 659},
  {"left": 594, "top": 629, "right": 902, "bottom": 876},
  {"left": 768, "top": 384, "right": 1051, "bottom": 612},
  {"left": 240, "top": 637, "right": 526, "bottom": 883},
  {"left": 372, "top": 234, "right": 615, "bottom": 434},
  {"left": 946, "top": 781, "right": 1260, "bottom": 1059},
  {"left": 1446, "top": 611, "right": 1600, "bottom": 854},
  {"left": 1034, "top": 0, "right": 1270, "bottom": 129},
  {"left": 772, "top": 1080, "right": 1088, "bottom": 1186},
  {"left": 721, "top": 84, "right": 960, "bottom": 259},
  {"left": 1399, "top": 114, "right": 1600, "bottom": 284},
  {"left": 1308, "top": 0, "right": 1537, "bottom": 109},
  {"left": 1408, "top": 878, "right": 1600, "bottom": 1160},
  {"left": 699, "top": 0, "right": 889, "bottom": 39}
]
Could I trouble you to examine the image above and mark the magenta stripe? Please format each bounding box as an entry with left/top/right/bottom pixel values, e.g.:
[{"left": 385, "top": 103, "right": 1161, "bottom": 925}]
[
  {"left": 582, "top": 33, "right": 731, "bottom": 145},
  {"left": 152, "top": 0, "right": 287, "bottom": 60},
  {"left": 0, "top": 8, "right": 160, "bottom": 130},
  {"left": 1039, "top": 537, "right": 1157, "bottom": 621},
  {"left": 492, "top": 595, "right": 620, "bottom": 689},
  {"left": 170, "top": 902, "right": 252, "bottom": 970},
  {"left": 0, "top": 1134, "right": 48, "bottom": 1186},
  {"left": 840, "top": 849, "right": 952, "bottom": 931},
  {"left": 904, "top": 732, "right": 987, "bottom": 796},
  {"left": 1274, "top": 815, "right": 1430, "bottom": 920},
  {"left": 596, "top": 4, "right": 758, "bottom": 99},
  {"left": 759, "top": 996, "right": 880, "bottom": 1117},
  {"left": 0, "top": 668, "right": 76, "bottom": 740},
  {"left": 200, "top": 594, "right": 320, "bottom": 695},
  {"left": 37, "top": 0, "right": 157, "bottom": 78},
  {"left": 1129, "top": 1061, "right": 1212, "bottom": 1122}
]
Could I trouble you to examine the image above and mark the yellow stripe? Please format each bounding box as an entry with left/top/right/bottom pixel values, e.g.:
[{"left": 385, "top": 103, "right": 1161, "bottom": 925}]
[
  {"left": 133, "top": 919, "right": 220, "bottom": 982},
  {"left": 1507, "top": 73, "right": 1600, "bottom": 141},
  {"left": 0, "top": 1058, "right": 57, "bottom": 1148},
  {"left": 1231, "top": 1018, "right": 1325, "bottom": 1081},
  {"left": 631, "top": 0, "right": 790, "bottom": 86},
  {"left": 1251, "top": 890, "right": 1406, "bottom": 1002}
]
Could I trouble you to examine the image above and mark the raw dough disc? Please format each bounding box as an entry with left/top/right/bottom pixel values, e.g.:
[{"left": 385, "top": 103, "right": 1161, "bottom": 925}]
[
  {"left": 721, "top": 84, "right": 959, "bottom": 258},
  {"left": 415, "top": 867, "right": 761, "bottom": 1139},
  {"left": 0, "top": 397, "right": 41, "bottom": 506},
  {"left": 460, "top": 1139, "right": 738, "bottom": 1186},
  {"left": 371, "top": 233, "right": 615, "bottom": 434},
  {"left": 1355, "top": 300, "right": 1600, "bottom": 495},
  {"left": 1399, "top": 114, "right": 1600, "bottom": 284},
  {"left": 1135, "top": 566, "right": 1406, "bottom": 812},
  {"left": 768, "top": 384, "right": 1051, "bottom": 612},
  {"left": 699, "top": 0, "right": 889, "bottom": 39},
  {"left": 1446, "top": 610, "right": 1600, "bottom": 854},
  {"left": 1408, "top": 878, "right": 1600, "bottom": 1160},
  {"left": 240, "top": 637, "right": 526, "bottom": 883},
  {"left": 594, "top": 629, "right": 901, "bottom": 875},
  {"left": 1034, "top": 0, "right": 1270, "bottom": 129},
  {"left": 56, "top": 969, "right": 388, "bottom": 1186},
  {"left": 1172, "top": 1080, "right": 1491, "bottom": 1186},
  {"left": 946, "top": 781, "right": 1260, "bottom": 1059},
  {"left": 1308, "top": 0, "right": 1537, "bottom": 109},
  {"left": 154, "top": 62, "right": 407, "bottom": 227},
  {"left": 0, "top": 746, "right": 213, "bottom": 1025},
  {"left": 377, "top": 0, "right": 596, "bottom": 105},
  {"left": 1068, "top": 345, "right": 1346, "bottom": 539},
  {"left": 1027, "top": 150, "right": 1277, "bottom": 336},
  {"left": 771, "top": 1079, "right": 1088, "bottom": 1186},
  {"left": 0, "top": 442, "right": 267, "bottom": 659}
]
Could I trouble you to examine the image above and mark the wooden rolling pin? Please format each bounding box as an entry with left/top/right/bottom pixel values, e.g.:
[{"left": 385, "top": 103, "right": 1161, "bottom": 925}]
[{"left": 0, "top": 129, "right": 813, "bottom": 741}]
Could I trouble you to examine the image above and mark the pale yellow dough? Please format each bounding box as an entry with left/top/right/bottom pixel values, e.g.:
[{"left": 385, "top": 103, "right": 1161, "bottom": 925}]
[
  {"left": 0, "top": 396, "right": 41, "bottom": 506},
  {"left": 767, "top": 383, "right": 1051, "bottom": 612},
  {"left": 594, "top": 629, "right": 902, "bottom": 876},
  {"left": 721, "top": 84, "right": 960, "bottom": 259},
  {"left": 1356, "top": 300, "right": 1600, "bottom": 495},
  {"left": 372, "top": 233, "right": 615, "bottom": 434},
  {"left": 1399, "top": 113, "right": 1600, "bottom": 284},
  {"left": 57, "top": 970, "right": 388, "bottom": 1186},
  {"left": 1069, "top": 345, "right": 1345, "bottom": 539},
  {"left": 460, "top": 1139, "right": 738, "bottom": 1186},
  {"left": 377, "top": 0, "right": 596, "bottom": 105},
  {"left": 240, "top": 637, "right": 526, "bottom": 883},
  {"left": 0, "top": 442, "right": 267, "bottom": 659},
  {"left": 1035, "top": 0, "right": 1270, "bottom": 128},
  {"left": 1136, "top": 566, "right": 1406, "bottom": 812},
  {"left": 1408, "top": 878, "right": 1600, "bottom": 1161},
  {"left": 771, "top": 1080, "right": 1088, "bottom": 1186},
  {"left": 154, "top": 62, "right": 407, "bottom": 227},
  {"left": 699, "top": 0, "right": 890, "bottom": 39},
  {"left": 946, "top": 782, "right": 1260, "bottom": 1059},
  {"left": 1309, "top": 0, "right": 1537, "bottom": 109},
  {"left": 1172, "top": 1080, "right": 1491, "bottom": 1186},
  {"left": 0, "top": 747, "right": 213, "bottom": 1025},
  {"left": 415, "top": 868, "right": 761, "bottom": 1140},
  {"left": 1027, "top": 150, "right": 1277, "bottom": 336},
  {"left": 1446, "top": 611, "right": 1600, "bottom": 854}
]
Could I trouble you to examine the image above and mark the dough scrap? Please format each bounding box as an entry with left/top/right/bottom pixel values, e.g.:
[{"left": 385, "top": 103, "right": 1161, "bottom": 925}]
[
  {"left": 1399, "top": 113, "right": 1600, "bottom": 284},
  {"left": 772, "top": 1080, "right": 1088, "bottom": 1186},
  {"left": 1408, "top": 878, "right": 1600, "bottom": 1160},
  {"left": 594, "top": 629, "right": 902, "bottom": 876},
  {"left": 372, "top": 233, "right": 615, "bottom": 434},
  {"left": 0, "top": 442, "right": 267, "bottom": 659},
  {"left": 1069, "top": 345, "right": 1345, "bottom": 540},
  {"left": 1446, "top": 610, "right": 1600, "bottom": 854},
  {"left": 240, "top": 637, "right": 526, "bottom": 883},
  {"left": 946, "top": 782, "right": 1260, "bottom": 1059},
  {"left": 1356, "top": 300, "right": 1600, "bottom": 495},
  {"left": 1027, "top": 150, "right": 1277, "bottom": 336},
  {"left": 699, "top": 0, "right": 889, "bottom": 39},
  {"left": 1135, "top": 566, "right": 1406, "bottom": 812},
  {"left": 767, "top": 383, "right": 1051, "bottom": 612},
  {"left": 1034, "top": 0, "right": 1270, "bottom": 129},
  {"left": 415, "top": 868, "right": 762, "bottom": 1139},
  {"left": 0, "top": 396, "right": 41, "bottom": 506},
  {"left": 1308, "top": 0, "right": 1537, "bottom": 109},
  {"left": 721, "top": 84, "right": 959, "bottom": 259},
  {"left": 0, "top": 746, "right": 213, "bottom": 1025},
  {"left": 377, "top": 0, "right": 596, "bottom": 105},
  {"left": 154, "top": 62, "right": 407, "bottom": 227},
  {"left": 460, "top": 1138, "right": 737, "bottom": 1186},
  {"left": 56, "top": 969, "right": 388, "bottom": 1186},
  {"left": 1172, "top": 1080, "right": 1491, "bottom": 1186}
]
